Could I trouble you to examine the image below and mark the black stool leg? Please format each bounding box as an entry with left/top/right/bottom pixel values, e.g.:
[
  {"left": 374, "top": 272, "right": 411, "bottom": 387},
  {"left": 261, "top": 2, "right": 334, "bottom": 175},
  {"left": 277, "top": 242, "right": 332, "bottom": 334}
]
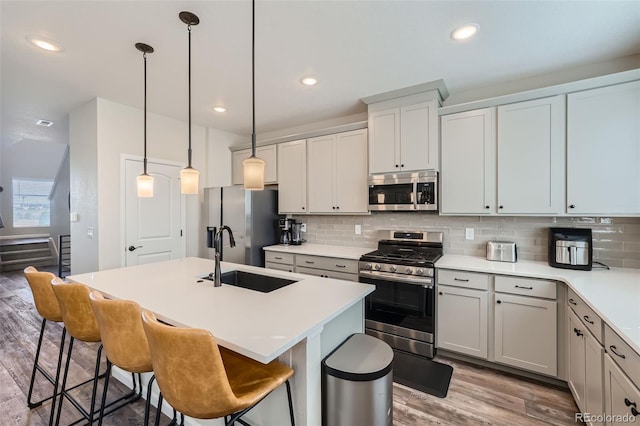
[
  {"left": 53, "top": 336, "right": 74, "bottom": 426},
  {"left": 154, "top": 393, "right": 163, "bottom": 426},
  {"left": 27, "top": 318, "right": 48, "bottom": 408},
  {"left": 87, "top": 344, "right": 104, "bottom": 423},
  {"left": 143, "top": 375, "right": 156, "bottom": 426},
  {"left": 97, "top": 359, "right": 112, "bottom": 426},
  {"left": 46, "top": 327, "right": 66, "bottom": 426},
  {"left": 286, "top": 380, "right": 295, "bottom": 426}
]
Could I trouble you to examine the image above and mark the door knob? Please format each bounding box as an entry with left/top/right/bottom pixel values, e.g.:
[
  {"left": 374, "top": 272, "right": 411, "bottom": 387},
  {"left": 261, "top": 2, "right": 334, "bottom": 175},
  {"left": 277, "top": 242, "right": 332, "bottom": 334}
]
[{"left": 128, "top": 245, "right": 142, "bottom": 252}]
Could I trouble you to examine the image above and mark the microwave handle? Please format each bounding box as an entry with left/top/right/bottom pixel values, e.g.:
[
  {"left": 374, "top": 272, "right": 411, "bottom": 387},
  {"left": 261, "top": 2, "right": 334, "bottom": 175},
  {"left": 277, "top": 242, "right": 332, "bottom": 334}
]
[{"left": 413, "top": 181, "right": 418, "bottom": 209}]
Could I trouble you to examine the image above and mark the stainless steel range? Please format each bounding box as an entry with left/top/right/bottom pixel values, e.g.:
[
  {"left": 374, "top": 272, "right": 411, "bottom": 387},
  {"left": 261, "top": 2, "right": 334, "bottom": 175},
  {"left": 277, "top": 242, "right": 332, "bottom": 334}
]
[{"left": 359, "top": 231, "right": 443, "bottom": 359}]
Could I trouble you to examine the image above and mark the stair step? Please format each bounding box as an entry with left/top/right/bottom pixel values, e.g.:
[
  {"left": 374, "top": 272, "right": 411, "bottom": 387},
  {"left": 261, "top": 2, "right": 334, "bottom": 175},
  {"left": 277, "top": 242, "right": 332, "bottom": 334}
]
[
  {"left": 0, "top": 237, "right": 49, "bottom": 246},
  {"left": 0, "top": 257, "right": 56, "bottom": 272},
  {"left": 0, "top": 243, "right": 50, "bottom": 253}
]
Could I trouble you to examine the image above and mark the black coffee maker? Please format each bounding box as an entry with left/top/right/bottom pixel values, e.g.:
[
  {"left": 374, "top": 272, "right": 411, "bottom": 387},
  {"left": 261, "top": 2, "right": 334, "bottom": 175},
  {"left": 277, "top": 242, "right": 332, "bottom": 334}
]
[
  {"left": 548, "top": 227, "right": 593, "bottom": 271},
  {"left": 278, "top": 218, "right": 294, "bottom": 245}
]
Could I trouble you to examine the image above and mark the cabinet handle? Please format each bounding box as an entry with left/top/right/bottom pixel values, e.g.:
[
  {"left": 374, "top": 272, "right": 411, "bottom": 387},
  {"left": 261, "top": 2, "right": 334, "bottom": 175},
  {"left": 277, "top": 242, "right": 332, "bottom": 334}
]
[
  {"left": 625, "top": 398, "right": 637, "bottom": 408},
  {"left": 305, "top": 260, "right": 315, "bottom": 264},
  {"left": 454, "top": 278, "right": 469, "bottom": 282},
  {"left": 395, "top": 164, "right": 399, "bottom": 168},
  {"left": 332, "top": 206, "right": 336, "bottom": 210},
  {"left": 515, "top": 285, "right": 533, "bottom": 290},
  {"left": 569, "top": 204, "right": 576, "bottom": 209},
  {"left": 336, "top": 264, "right": 346, "bottom": 268},
  {"left": 401, "top": 164, "right": 404, "bottom": 167},
  {"left": 632, "top": 407, "right": 639, "bottom": 417},
  {"left": 496, "top": 300, "right": 502, "bottom": 304},
  {"left": 485, "top": 205, "right": 490, "bottom": 209},
  {"left": 583, "top": 315, "right": 595, "bottom": 325},
  {"left": 274, "top": 256, "right": 283, "bottom": 260},
  {"left": 610, "top": 345, "right": 626, "bottom": 359},
  {"left": 568, "top": 298, "right": 577, "bottom": 306},
  {"left": 573, "top": 328, "right": 583, "bottom": 337},
  {"left": 302, "top": 206, "right": 305, "bottom": 210},
  {"left": 336, "top": 206, "right": 339, "bottom": 209},
  {"left": 438, "top": 291, "right": 443, "bottom": 295},
  {"left": 499, "top": 205, "right": 504, "bottom": 209}
]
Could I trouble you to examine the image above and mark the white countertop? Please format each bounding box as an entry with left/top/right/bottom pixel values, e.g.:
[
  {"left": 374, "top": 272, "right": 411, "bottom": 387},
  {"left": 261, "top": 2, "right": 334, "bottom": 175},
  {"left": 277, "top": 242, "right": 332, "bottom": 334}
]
[
  {"left": 263, "top": 243, "right": 373, "bottom": 260},
  {"left": 436, "top": 254, "right": 640, "bottom": 355},
  {"left": 68, "top": 257, "right": 374, "bottom": 364}
]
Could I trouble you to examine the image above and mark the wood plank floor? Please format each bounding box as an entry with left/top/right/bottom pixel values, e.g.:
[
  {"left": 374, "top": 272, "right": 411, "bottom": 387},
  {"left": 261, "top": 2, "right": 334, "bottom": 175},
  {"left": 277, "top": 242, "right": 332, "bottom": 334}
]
[{"left": 0, "top": 268, "right": 582, "bottom": 425}]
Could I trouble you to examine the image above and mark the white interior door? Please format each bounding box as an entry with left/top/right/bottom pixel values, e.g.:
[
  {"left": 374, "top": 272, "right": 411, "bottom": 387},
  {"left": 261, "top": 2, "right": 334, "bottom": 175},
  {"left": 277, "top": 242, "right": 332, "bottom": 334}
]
[{"left": 125, "top": 159, "right": 183, "bottom": 266}]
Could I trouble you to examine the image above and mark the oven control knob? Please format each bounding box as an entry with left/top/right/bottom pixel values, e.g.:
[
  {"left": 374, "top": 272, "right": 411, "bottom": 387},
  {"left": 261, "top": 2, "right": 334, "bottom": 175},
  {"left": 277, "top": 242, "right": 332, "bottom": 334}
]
[
  {"left": 374, "top": 264, "right": 381, "bottom": 271},
  {"left": 405, "top": 267, "right": 413, "bottom": 274},
  {"left": 416, "top": 268, "right": 425, "bottom": 275},
  {"left": 364, "top": 263, "right": 372, "bottom": 270},
  {"left": 389, "top": 265, "right": 397, "bottom": 272}
]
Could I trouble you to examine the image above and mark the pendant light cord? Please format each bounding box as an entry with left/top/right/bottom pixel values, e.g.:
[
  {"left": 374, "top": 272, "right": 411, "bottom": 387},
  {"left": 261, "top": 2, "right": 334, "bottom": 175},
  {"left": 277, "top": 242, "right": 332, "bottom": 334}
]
[
  {"left": 143, "top": 52, "right": 148, "bottom": 175},
  {"left": 187, "top": 24, "right": 193, "bottom": 168},
  {"left": 251, "top": 0, "right": 256, "bottom": 157}
]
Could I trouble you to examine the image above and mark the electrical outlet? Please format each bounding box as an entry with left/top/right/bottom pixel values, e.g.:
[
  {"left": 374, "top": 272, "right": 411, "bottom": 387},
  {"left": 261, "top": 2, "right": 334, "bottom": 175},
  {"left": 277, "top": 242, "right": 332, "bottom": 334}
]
[
  {"left": 355, "top": 225, "right": 362, "bottom": 235},
  {"left": 465, "top": 228, "right": 474, "bottom": 240},
  {"left": 87, "top": 227, "right": 94, "bottom": 239},
  {"left": 300, "top": 223, "right": 307, "bottom": 232}
]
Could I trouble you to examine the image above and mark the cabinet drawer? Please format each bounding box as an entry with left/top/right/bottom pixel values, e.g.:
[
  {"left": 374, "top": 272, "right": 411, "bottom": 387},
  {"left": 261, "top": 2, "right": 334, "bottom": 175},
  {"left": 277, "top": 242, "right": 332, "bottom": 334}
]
[
  {"left": 495, "top": 275, "right": 556, "bottom": 300},
  {"left": 437, "top": 269, "right": 489, "bottom": 290},
  {"left": 568, "top": 288, "right": 603, "bottom": 344},
  {"left": 265, "top": 252, "right": 294, "bottom": 265},
  {"left": 265, "top": 262, "right": 294, "bottom": 273},
  {"left": 605, "top": 324, "right": 640, "bottom": 389},
  {"left": 295, "top": 255, "right": 358, "bottom": 274},
  {"left": 296, "top": 266, "right": 358, "bottom": 282}
]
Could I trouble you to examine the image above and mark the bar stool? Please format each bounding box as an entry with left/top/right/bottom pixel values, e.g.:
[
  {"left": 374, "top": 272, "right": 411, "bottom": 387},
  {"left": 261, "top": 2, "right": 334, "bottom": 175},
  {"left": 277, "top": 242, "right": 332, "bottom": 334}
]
[
  {"left": 50, "top": 279, "right": 140, "bottom": 426},
  {"left": 89, "top": 290, "right": 164, "bottom": 426},
  {"left": 23, "top": 266, "right": 66, "bottom": 409},
  {"left": 141, "top": 309, "right": 295, "bottom": 426}
]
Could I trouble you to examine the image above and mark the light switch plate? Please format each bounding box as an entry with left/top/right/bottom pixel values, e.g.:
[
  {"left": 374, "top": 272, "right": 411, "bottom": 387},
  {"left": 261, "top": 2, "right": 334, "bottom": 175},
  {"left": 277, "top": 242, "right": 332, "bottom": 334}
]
[
  {"left": 465, "top": 228, "right": 474, "bottom": 240},
  {"left": 355, "top": 225, "right": 362, "bottom": 235},
  {"left": 87, "top": 227, "right": 94, "bottom": 239}
]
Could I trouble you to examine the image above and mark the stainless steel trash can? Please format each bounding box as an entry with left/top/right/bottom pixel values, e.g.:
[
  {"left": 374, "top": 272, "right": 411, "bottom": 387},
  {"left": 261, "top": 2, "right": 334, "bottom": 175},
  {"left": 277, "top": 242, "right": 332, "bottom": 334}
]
[{"left": 322, "top": 333, "right": 394, "bottom": 426}]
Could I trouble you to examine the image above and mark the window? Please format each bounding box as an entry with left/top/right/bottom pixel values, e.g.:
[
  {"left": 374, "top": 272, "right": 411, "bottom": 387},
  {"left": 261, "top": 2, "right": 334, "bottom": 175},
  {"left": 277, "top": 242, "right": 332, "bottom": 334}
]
[{"left": 12, "top": 179, "right": 54, "bottom": 227}]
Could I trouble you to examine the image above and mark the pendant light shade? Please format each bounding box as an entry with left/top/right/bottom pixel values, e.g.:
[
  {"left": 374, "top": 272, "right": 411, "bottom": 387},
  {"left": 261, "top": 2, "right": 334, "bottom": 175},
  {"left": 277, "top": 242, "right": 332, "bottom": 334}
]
[
  {"left": 179, "top": 11, "right": 200, "bottom": 195},
  {"left": 135, "top": 42, "right": 154, "bottom": 198},
  {"left": 243, "top": 0, "right": 264, "bottom": 191}
]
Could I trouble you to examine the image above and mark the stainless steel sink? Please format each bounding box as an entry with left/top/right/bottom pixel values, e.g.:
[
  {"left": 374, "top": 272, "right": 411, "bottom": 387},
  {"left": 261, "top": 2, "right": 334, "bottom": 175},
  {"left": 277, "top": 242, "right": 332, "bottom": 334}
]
[{"left": 204, "top": 270, "right": 297, "bottom": 293}]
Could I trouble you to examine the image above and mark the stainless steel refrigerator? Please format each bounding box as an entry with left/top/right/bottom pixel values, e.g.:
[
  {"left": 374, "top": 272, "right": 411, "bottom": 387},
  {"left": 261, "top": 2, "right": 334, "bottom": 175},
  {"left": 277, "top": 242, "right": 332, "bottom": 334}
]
[{"left": 203, "top": 186, "right": 279, "bottom": 267}]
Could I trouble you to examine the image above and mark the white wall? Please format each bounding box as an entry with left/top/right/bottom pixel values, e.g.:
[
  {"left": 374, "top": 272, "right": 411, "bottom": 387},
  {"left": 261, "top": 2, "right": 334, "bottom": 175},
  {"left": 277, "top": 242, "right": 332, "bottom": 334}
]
[
  {"left": 69, "top": 99, "right": 99, "bottom": 273},
  {"left": 205, "top": 128, "right": 245, "bottom": 188},
  {"left": 49, "top": 146, "right": 71, "bottom": 249}
]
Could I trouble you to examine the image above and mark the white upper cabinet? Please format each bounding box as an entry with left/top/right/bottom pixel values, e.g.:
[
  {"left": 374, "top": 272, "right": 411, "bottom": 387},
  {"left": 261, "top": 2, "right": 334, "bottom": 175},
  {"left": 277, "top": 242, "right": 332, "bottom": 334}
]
[
  {"left": 277, "top": 140, "right": 307, "bottom": 214},
  {"left": 231, "top": 145, "right": 277, "bottom": 185},
  {"left": 567, "top": 80, "right": 640, "bottom": 215},
  {"left": 308, "top": 129, "right": 368, "bottom": 213},
  {"left": 441, "top": 108, "right": 496, "bottom": 214},
  {"left": 368, "top": 99, "right": 439, "bottom": 173},
  {"left": 497, "top": 95, "right": 565, "bottom": 214}
]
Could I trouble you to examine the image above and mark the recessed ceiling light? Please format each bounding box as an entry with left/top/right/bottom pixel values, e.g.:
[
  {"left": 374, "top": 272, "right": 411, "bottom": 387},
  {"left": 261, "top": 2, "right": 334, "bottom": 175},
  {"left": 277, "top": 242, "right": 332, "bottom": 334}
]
[
  {"left": 213, "top": 106, "right": 227, "bottom": 113},
  {"left": 26, "top": 36, "right": 62, "bottom": 52},
  {"left": 451, "top": 24, "right": 479, "bottom": 41},
  {"left": 36, "top": 119, "right": 54, "bottom": 127},
  {"left": 301, "top": 76, "right": 318, "bottom": 86}
]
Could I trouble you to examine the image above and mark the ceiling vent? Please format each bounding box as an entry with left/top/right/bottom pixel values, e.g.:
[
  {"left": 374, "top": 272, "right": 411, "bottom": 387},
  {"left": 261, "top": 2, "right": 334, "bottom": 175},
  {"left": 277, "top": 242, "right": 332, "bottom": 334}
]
[{"left": 36, "top": 119, "right": 54, "bottom": 127}]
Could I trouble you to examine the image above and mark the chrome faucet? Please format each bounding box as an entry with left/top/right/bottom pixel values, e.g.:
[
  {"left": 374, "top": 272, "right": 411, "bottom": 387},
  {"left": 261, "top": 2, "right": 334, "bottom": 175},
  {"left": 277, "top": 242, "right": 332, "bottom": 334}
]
[{"left": 213, "top": 225, "right": 235, "bottom": 287}]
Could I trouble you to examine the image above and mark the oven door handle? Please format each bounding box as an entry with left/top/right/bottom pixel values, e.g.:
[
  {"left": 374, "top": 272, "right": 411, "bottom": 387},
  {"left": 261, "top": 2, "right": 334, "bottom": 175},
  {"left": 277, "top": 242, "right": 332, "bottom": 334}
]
[{"left": 359, "top": 270, "right": 433, "bottom": 288}]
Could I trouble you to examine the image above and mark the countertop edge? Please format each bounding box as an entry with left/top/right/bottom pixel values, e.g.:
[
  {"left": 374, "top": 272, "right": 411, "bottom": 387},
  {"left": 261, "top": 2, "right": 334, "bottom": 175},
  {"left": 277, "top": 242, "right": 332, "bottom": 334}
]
[{"left": 263, "top": 243, "right": 373, "bottom": 260}]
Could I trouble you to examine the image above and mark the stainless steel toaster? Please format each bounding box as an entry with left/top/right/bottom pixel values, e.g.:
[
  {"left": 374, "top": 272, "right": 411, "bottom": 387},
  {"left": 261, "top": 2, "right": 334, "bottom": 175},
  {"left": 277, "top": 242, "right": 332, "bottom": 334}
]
[{"left": 486, "top": 241, "right": 517, "bottom": 263}]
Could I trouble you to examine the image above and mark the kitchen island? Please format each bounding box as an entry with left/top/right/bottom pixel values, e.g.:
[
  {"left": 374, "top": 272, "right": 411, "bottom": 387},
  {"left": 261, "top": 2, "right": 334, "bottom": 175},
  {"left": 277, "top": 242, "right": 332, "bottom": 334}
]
[{"left": 68, "top": 257, "right": 375, "bottom": 426}]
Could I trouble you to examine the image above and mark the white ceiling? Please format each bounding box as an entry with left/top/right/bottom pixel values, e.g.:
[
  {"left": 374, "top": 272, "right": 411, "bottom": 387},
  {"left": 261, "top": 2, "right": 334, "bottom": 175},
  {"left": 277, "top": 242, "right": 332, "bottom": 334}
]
[{"left": 2, "top": 0, "right": 640, "bottom": 148}]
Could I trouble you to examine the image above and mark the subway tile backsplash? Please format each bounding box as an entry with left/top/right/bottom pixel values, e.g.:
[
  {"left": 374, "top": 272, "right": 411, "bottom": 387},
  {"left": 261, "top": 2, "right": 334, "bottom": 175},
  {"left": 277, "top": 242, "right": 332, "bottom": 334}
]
[{"left": 292, "top": 213, "right": 640, "bottom": 269}]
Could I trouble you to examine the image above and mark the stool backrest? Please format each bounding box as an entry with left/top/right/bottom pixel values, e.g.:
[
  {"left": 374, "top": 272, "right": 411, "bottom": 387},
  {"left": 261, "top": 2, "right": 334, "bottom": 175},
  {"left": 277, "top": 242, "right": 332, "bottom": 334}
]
[
  {"left": 141, "top": 310, "right": 239, "bottom": 419},
  {"left": 23, "top": 266, "right": 62, "bottom": 322},
  {"left": 89, "top": 291, "right": 152, "bottom": 373},
  {"left": 51, "top": 278, "right": 101, "bottom": 342}
]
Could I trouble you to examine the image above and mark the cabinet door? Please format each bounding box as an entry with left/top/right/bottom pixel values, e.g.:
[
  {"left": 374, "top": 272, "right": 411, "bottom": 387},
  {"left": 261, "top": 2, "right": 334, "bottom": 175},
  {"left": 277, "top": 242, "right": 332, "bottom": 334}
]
[
  {"left": 567, "top": 80, "right": 640, "bottom": 215},
  {"left": 369, "top": 108, "right": 400, "bottom": 174},
  {"left": 494, "top": 293, "right": 557, "bottom": 376},
  {"left": 335, "top": 129, "right": 368, "bottom": 213},
  {"left": 400, "top": 101, "right": 438, "bottom": 171},
  {"left": 307, "top": 135, "right": 336, "bottom": 213},
  {"left": 568, "top": 310, "right": 586, "bottom": 410},
  {"left": 584, "top": 328, "right": 604, "bottom": 425},
  {"left": 277, "top": 140, "right": 307, "bottom": 213},
  {"left": 232, "top": 146, "right": 277, "bottom": 185},
  {"left": 441, "top": 108, "right": 496, "bottom": 214},
  {"left": 437, "top": 285, "right": 488, "bottom": 359},
  {"left": 604, "top": 354, "right": 640, "bottom": 425},
  {"left": 497, "top": 96, "right": 565, "bottom": 214}
]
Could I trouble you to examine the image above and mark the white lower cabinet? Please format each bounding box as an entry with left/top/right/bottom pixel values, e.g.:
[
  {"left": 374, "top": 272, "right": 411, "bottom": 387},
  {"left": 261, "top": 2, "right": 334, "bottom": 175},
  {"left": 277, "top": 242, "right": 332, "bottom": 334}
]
[
  {"left": 437, "top": 285, "right": 488, "bottom": 359},
  {"left": 494, "top": 292, "right": 557, "bottom": 376},
  {"left": 604, "top": 354, "right": 640, "bottom": 425},
  {"left": 568, "top": 309, "right": 604, "bottom": 426}
]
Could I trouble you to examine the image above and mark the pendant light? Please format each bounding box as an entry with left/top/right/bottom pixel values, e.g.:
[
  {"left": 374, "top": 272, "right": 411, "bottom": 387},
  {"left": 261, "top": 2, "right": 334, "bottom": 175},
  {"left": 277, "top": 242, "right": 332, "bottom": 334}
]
[
  {"left": 179, "top": 11, "right": 200, "bottom": 195},
  {"left": 243, "top": 0, "right": 265, "bottom": 190},
  {"left": 135, "top": 42, "right": 154, "bottom": 198}
]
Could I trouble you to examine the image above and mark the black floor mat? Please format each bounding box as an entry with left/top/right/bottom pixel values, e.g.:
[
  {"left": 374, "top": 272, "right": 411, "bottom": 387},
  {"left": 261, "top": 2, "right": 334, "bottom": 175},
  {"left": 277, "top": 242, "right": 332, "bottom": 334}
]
[{"left": 393, "top": 350, "right": 453, "bottom": 398}]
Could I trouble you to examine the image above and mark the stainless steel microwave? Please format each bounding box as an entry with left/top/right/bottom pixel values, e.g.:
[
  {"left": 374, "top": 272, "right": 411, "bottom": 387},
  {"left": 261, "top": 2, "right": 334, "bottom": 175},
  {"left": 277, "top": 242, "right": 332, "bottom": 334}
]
[{"left": 368, "top": 171, "right": 438, "bottom": 211}]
